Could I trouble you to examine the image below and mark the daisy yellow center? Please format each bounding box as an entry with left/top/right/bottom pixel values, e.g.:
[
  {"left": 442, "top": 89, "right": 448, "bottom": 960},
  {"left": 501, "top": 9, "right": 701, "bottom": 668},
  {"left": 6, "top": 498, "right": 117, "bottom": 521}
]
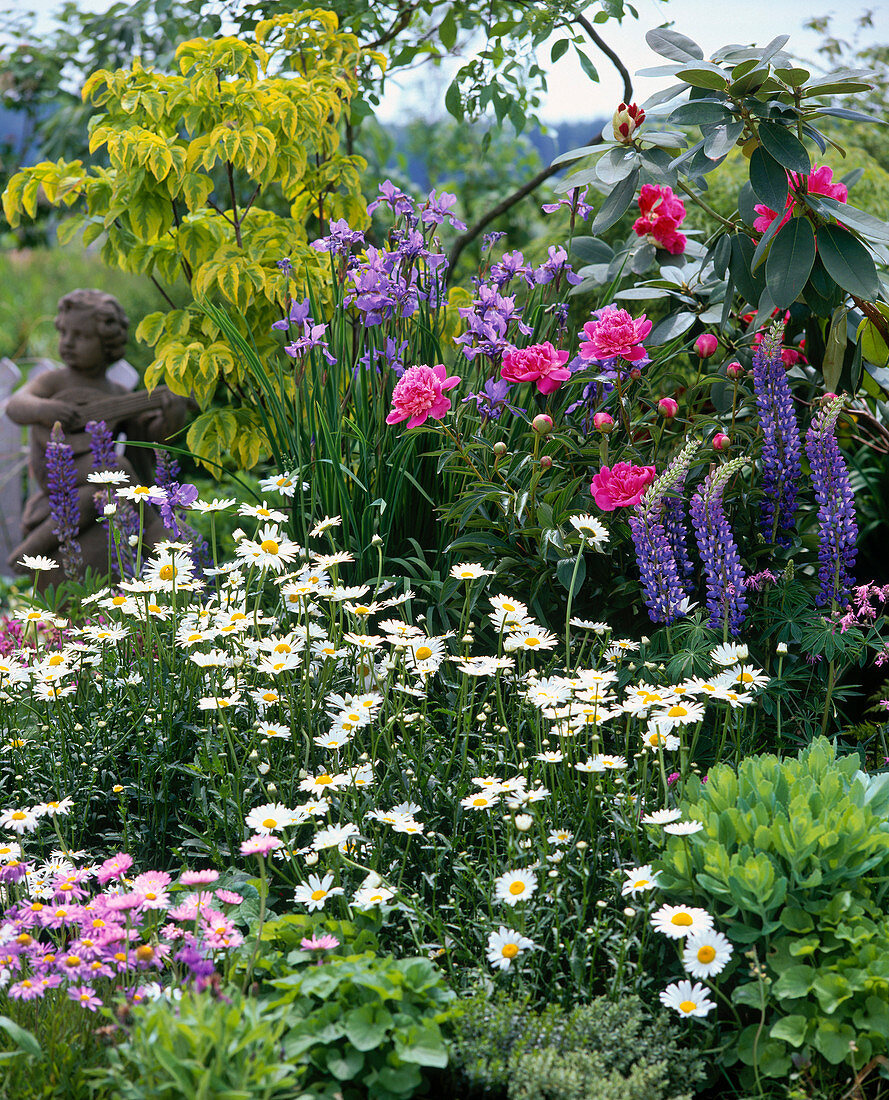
[
  {"left": 79, "top": 992, "right": 91, "bottom": 1002},
  {"left": 92, "top": 919, "right": 105, "bottom": 928},
  {"left": 134, "top": 486, "right": 149, "bottom": 496},
  {"left": 257, "top": 508, "right": 271, "bottom": 516},
  {"left": 114, "top": 952, "right": 126, "bottom": 962},
  {"left": 508, "top": 881, "right": 526, "bottom": 896},
  {"left": 136, "top": 945, "right": 154, "bottom": 961},
  {"left": 11, "top": 812, "right": 26, "bottom": 821},
  {"left": 355, "top": 606, "right": 370, "bottom": 615},
  {"left": 671, "top": 912, "right": 693, "bottom": 927},
  {"left": 262, "top": 693, "right": 277, "bottom": 702},
  {"left": 159, "top": 564, "right": 176, "bottom": 581},
  {"left": 59, "top": 882, "right": 73, "bottom": 892},
  {"left": 21, "top": 979, "right": 33, "bottom": 988},
  {"left": 147, "top": 604, "right": 161, "bottom": 613},
  {"left": 112, "top": 596, "right": 127, "bottom": 605},
  {"left": 188, "top": 634, "right": 202, "bottom": 642},
  {"left": 415, "top": 646, "right": 432, "bottom": 660},
  {"left": 274, "top": 643, "right": 292, "bottom": 653},
  {"left": 634, "top": 878, "right": 649, "bottom": 889},
  {"left": 668, "top": 705, "right": 688, "bottom": 717},
  {"left": 501, "top": 943, "right": 520, "bottom": 958},
  {"left": 697, "top": 945, "right": 717, "bottom": 964},
  {"left": 260, "top": 539, "right": 279, "bottom": 555},
  {"left": 145, "top": 892, "right": 157, "bottom": 901},
  {"left": 679, "top": 1000, "right": 697, "bottom": 1013},
  {"left": 739, "top": 672, "right": 753, "bottom": 682},
  {"left": 231, "top": 613, "right": 246, "bottom": 621},
  {"left": 503, "top": 603, "right": 516, "bottom": 612},
  {"left": 525, "top": 637, "right": 540, "bottom": 647},
  {"left": 310, "top": 889, "right": 327, "bottom": 901},
  {"left": 459, "top": 570, "right": 474, "bottom": 578},
  {"left": 262, "top": 818, "right": 278, "bottom": 829},
  {"left": 472, "top": 797, "right": 488, "bottom": 807},
  {"left": 48, "top": 654, "right": 65, "bottom": 666}
]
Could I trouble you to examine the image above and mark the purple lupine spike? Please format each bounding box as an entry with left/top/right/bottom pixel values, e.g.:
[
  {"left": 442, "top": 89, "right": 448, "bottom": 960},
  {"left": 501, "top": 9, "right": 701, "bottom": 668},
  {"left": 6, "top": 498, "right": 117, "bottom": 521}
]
[
  {"left": 630, "top": 437, "right": 701, "bottom": 624},
  {"left": 45, "top": 424, "right": 83, "bottom": 579},
  {"left": 662, "top": 490, "right": 695, "bottom": 593},
  {"left": 751, "top": 325, "right": 801, "bottom": 546},
  {"left": 690, "top": 457, "right": 749, "bottom": 637},
  {"left": 805, "top": 395, "right": 857, "bottom": 608},
  {"left": 85, "top": 420, "right": 116, "bottom": 471}
]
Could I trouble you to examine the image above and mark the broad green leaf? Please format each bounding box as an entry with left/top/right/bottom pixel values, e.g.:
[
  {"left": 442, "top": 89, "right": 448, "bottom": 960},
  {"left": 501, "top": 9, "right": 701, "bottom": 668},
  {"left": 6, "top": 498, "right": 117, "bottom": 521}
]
[
  {"left": 571, "top": 237, "right": 613, "bottom": 264},
  {"left": 772, "top": 964, "right": 815, "bottom": 998},
  {"left": 648, "top": 311, "right": 695, "bottom": 344},
  {"left": 703, "top": 120, "right": 744, "bottom": 159},
  {"left": 596, "top": 147, "right": 641, "bottom": 185},
  {"left": 438, "top": 8, "right": 457, "bottom": 50},
  {"left": 556, "top": 555, "right": 586, "bottom": 598},
  {"left": 749, "top": 147, "right": 788, "bottom": 212},
  {"left": 676, "top": 66, "right": 729, "bottom": 91},
  {"left": 765, "top": 216, "right": 816, "bottom": 308},
  {"left": 729, "top": 233, "right": 765, "bottom": 305},
  {"left": 813, "top": 196, "right": 889, "bottom": 245},
  {"left": 823, "top": 306, "right": 848, "bottom": 391},
  {"left": 757, "top": 122, "right": 810, "bottom": 174},
  {"left": 817, "top": 223, "right": 880, "bottom": 299},
  {"left": 591, "top": 168, "right": 640, "bottom": 233},
  {"left": 813, "top": 1020, "right": 857, "bottom": 1065},
  {"left": 0, "top": 1017, "right": 41, "bottom": 1059},
  {"left": 550, "top": 38, "right": 569, "bottom": 63},
  {"left": 667, "top": 101, "right": 734, "bottom": 127},
  {"left": 770, "top": 1014, "right": 810, "bottom": 1046},
  {"left": 646, "top": 27, "right": 704, "bottom": 63}
]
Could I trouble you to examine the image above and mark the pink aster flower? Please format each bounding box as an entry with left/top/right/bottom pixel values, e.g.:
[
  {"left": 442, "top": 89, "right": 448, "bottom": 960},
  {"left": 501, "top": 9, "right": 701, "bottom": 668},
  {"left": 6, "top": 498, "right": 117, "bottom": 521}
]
[
  {"left": 301, "top": 933, "right": 340, "bottom": 951},
  {"left": 633, "top": 184, "right": 687, "bottom": 255},
  {"left": 590, "top": 463, "right": 657, "bottom": 511},
  {"left": 579, "top": 306, "right": 652, "bottom": 364},
  {"left": 753, "top": 164, "right": 848, "bottom": 234},
  {"left": 386, "top": 363, "right": 460, "bottom": 429},
  {"left": 96, "top": 852, "right": 132, "bottom": 885},
  {"left": 214, "top": 888, "right": 244, "bottom": 905},
  {"left": 500, "top": 342, "right": 572, "bottom": 395},
  {"left": 180, "top": 869, "right": 219, "bottom": 886},
  {"left": 68, "top": 985, "right": 103, "bottom": 1012},
  {"left": 240, "top": 834, "right": 283, "bottom": 856}
]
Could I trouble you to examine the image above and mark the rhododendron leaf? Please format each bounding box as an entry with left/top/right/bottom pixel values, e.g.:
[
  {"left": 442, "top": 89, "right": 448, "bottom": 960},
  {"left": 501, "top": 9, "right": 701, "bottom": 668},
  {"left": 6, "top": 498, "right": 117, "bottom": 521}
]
[
  {"left": 822, "top": 306, "right": 848, "bottom": 393},
  {"left": 703, "top": 120, "right": 744, "bottom": 159},
  {"left": 810, "top": 196, "right": 889, "bottom": 245},
  {"left": 766, "top": 217, "right": 816, "bottom": 309},
  {"left": 750, "top": 211, "right": 783, "bottom": 273},
  {"left": 570, "top": 237, "right": 613, "bottom": 264},
  {"left": 591, "top": 168, "right": 639, "bottom": 233},
  {"left": 816, "top": 224, "right": 880, "bottom": 299},
  {"left": 749, "top": 147, "right": 789, "bottom": 212},
  {"left": 667, "top": 100, "right": 734, "bottom": 127},
  {"left": 596, "top": 146, "right": 641, "bottom": 185},
  {"left": 728, "top": 233, "right": 766, "bottom": 305},
  {"left": 556, "top": 555, "right": 586, "bottom": 598},
  {"left": 676, "top": 65, "right": 729, "bottom": 91},
  {"left": 648, "top": 311, "right": 695, "bottom": 344},
  {"left": 757, "top": 122, "right": 811, "bottom": 174},
  {"left": 645, "top": 27, "right": 704, "bottom": 64}
]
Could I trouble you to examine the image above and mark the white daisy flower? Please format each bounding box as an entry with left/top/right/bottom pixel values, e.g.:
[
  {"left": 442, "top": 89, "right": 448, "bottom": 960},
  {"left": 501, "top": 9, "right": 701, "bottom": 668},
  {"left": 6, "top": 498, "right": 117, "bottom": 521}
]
[
  {"left": 651, "top": 904, "right": 714, "bottom": 939},
  {"left": 486, "top": 926, "right": 535, "bottom": 970},
  {"left": 682, "top": 930, "right": 733, "bottom": 978},
  {"left": 244, "top": 803, "right": 295, "bottom": 835},
  {"left": 569, "top": 514, "right": 609, "bottom": 548},
  {"left": 313, "top": 823, "right": 359, "bottom": 851},
  {"left": 0, "top": 807, "right": 39, "bottom": 835},
  {"left": 621, "top": 864, "right": 660, "bottom": 896},
  {"left": 293, "top": 873, "right": 344, "bottom": 911},
  {"left": 494, "top": 869, "right": 538, "bottom": 906},
  {"left": 664, "top": 821, "right": 704, "bottom": 836},
  {"left": 450, "top": 563, "right": 494, "bottom": 580},
  {"left": 710, "top": 642, "right": 749, "bottom": 666},
  {"left": 641, "top": 808, "right": 683, "bottom": 825},
  {"left": 659, "top": 979, "right": 717, "bottom": 1018}
]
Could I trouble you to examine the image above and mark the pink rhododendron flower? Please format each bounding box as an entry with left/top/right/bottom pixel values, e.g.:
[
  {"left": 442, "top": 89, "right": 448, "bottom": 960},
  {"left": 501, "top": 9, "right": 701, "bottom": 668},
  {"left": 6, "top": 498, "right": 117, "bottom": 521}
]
[
  {"left": 590, "top": 463, "right": 657, "bottom": 510},
  {"left": 386, "top": 363, "right": 460, "bottom": 429},
  {"left": 633, "top": 184, "right": 687, "bottom": 255},
  {"left": 753, "top": 165, "right": 848, "bottom": 234},
  {"left": 500, "top": 342, "right": 571, "bottom": 394},
  {"left": 579, "top": 306, "right": 652, "bottom": 364}
]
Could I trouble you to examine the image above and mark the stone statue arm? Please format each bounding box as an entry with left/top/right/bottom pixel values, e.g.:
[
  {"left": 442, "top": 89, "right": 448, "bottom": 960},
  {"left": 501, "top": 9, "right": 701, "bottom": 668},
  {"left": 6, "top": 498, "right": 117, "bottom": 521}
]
[{"left": 5, "top": 373, "right": 79, "bottom": 432}]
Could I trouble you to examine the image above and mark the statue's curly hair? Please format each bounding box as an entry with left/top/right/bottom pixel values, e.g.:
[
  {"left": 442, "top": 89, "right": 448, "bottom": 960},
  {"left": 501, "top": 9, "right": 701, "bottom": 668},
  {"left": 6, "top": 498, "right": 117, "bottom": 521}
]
[{"left": 55, "top": 289, "right": 129, "bottom": 363}]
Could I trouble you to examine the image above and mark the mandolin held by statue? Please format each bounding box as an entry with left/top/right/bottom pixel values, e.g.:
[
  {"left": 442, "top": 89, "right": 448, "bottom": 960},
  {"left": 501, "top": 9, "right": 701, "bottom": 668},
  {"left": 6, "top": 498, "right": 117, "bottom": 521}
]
[{"left": 52, "top": 385, "right": 191, "bottom": 433}]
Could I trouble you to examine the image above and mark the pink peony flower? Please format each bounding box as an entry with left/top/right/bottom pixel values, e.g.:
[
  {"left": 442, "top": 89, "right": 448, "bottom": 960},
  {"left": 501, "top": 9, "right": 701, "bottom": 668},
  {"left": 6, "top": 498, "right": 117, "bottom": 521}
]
[
  {"left": 753, "top": 164, "right": 848, "bottom": 235},
  {"left": 590, "top": 463, "right": 657, "bottom": 510},
  {"left": 593, "top": 412, "right": 615, "bottom": 433},
  {"left": 579, "top": 306, "right": 652, "bottom": 364},
  {"left": 500, "top": 342, "right": 571, "bottom": 394},
  {"left": 695, "top": 334, "right": 718, "bottom": 358},
  {"left": 633, "top": 184, "right": 687, "bottom": 255},
  {"left": 386, "top": 363, "right": 460, "bottom": 429},
  {"left": 658, "top": 397, "right": 678, "bottom": 419}
]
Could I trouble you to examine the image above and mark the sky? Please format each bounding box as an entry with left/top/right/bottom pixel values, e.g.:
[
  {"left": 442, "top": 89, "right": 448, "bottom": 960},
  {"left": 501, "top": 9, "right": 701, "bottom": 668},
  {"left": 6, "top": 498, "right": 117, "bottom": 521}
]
[{"left": 8, "top": 0, "right": 876, "bottom": 129}]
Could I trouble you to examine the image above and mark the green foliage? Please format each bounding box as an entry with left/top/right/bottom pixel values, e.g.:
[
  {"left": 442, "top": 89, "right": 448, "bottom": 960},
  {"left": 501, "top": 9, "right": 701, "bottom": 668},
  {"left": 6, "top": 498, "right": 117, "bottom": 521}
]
[
  {"left": 95, "top": 989, "right": 302, "bottom": 1099},
  {"left": 658, "top": 737, "right": 889, "bottom": 1084},
  {"left": 446, "top": 989, "right": 705, "bottom": 1100},
  {"left": 3, "top": 9, "right": 376, "bottom": 471},
  {"left": 0, "top": 998, "right": 101, "bottom": 1100}
]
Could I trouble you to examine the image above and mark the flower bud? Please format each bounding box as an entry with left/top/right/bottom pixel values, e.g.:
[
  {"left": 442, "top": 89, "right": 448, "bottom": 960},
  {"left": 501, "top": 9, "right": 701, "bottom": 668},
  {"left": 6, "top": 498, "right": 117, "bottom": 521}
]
[
  {"left": 532, "top": 413, "right": 554, "bottom": 435},
  {"left": 776, "top": 642, "right": 788, "bottom": 655},
  {"left": 304, "top": 851, "right": 319, "bottom": 866},
  {"left": 593, "top": 412, "right": 614, "bottom": 433},
  {"left": 612, "top": 101, "right": 645, "bottom": 143},
  {"left": 629, "top": 367, "right": 642, "bottom": 381},
  {"left": 695, "top": 333, "right": 719, "bottom": 358},
  {"left": 712, "top": 432, "right": 731, "bottom": 452},
  {"left": 540, "top": 455, "right": 553, "bottom": 470},
  {"left": 493, "top": 441, "right": 507, "bottom": 457},
  {"left": 726, "top": 360, "right": 744, "bottom": 379},
  {"left": 514, "top": 814, "right": 534, "bottom": 832},
  {"left": 657, "top": 397, "right": 678, "bottom": 419}
]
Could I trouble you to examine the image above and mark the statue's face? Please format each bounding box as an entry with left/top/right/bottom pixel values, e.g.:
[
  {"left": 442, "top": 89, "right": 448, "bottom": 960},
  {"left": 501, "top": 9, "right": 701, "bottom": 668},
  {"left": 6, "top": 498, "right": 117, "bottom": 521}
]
[{"left": 56, "top": 308, "right": 107, "bottom": 374}]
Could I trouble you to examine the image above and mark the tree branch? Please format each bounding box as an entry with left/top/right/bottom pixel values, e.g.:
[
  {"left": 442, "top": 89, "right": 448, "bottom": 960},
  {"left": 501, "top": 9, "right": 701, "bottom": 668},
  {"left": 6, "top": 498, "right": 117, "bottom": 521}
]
[
  {"left": 150, "top": 274, "right": 177, "bottom": 310},
  {"left": 365, "top": 2, "right": 420, "bottom": 51},
  {"left": 446, "top": 21, "right": 632, "bottom": 279}
]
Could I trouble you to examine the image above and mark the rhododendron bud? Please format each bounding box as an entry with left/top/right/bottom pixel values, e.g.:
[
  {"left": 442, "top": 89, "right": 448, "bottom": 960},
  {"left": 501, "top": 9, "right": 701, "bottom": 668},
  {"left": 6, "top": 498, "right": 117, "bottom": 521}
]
[
  {"left": 658, "top": 397, "right": 678, "bottom": 419},
  {"left": 695, "top": 334, "right": 719, "bottom": 358},
  {"left": 593, "top": 412, "right": 615, "bottom": 433},
  {"left": 532, "top": 414, "right": 554, "bottom": 435},
  {"left": 493, "top": 441, "right": 507, "bottom": 457},
  {"left": 712, "top": 433, "right": 731, "bottom": 452},
  {"left": 540, "top": 455, "right": 553, "bottom": 470},
  {"left": 612, "top": 102, "right": 645, "bottom": 143},
  {"left": 726, "top": 361, "right": 744, "bottom": 379}
]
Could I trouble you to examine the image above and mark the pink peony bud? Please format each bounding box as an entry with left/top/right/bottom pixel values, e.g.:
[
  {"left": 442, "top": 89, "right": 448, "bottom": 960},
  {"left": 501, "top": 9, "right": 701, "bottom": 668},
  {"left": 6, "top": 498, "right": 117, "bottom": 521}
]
[
  {"left": 593, "top": 412, "right": 615, "bottom": 433},
  {"left": 695, "top": 334, "right": 719, "bottom": 358},
  {"left": 712, "top": 433, "right": 731, "bottom": 452},
  {"left": 531, "top": 414, "right": 554, "bottom": 435},
  {"left": 657, "top": 397, "right": 678, "bottom": 419},
  {"left": 493, "top": 441, "right": 507, "bottom": 457},
  {"left": 725, "top": 361, "right": 744, "bottom": 379},
  {"left": 612, "top": 102, "right": 645, "bottom": 143},
  {"left": 540, "top": 455, "right": 553, "bottom": 470}
]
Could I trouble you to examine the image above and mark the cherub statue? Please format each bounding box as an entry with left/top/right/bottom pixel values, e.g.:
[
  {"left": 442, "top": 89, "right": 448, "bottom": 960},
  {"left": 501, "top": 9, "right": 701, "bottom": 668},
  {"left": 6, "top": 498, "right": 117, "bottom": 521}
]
[{"left": 5, "top": 288, "right": 186, "bottom": 587}]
